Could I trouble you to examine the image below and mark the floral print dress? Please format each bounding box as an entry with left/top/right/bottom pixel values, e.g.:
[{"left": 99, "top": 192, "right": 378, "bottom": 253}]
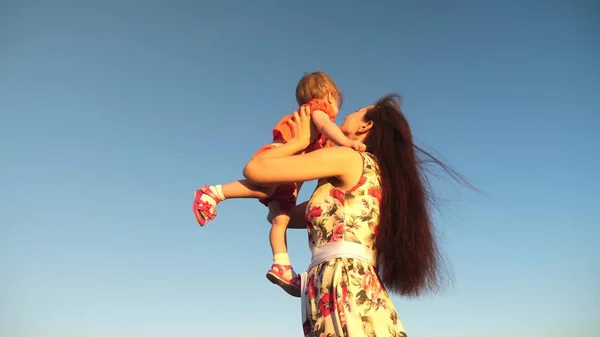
[{"left": 302, "top": 152, "right": 407, "bottom": 337}]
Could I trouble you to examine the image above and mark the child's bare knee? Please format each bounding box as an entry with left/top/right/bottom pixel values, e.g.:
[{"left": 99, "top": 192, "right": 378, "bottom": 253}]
[{"left": 268, "top": 211, "right": 290, "bottom": 227}]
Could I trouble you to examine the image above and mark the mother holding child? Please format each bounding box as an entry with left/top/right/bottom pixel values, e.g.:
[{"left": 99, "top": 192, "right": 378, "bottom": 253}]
[{"left": 194, "top": 72, "right": 461, "bottom": 336}]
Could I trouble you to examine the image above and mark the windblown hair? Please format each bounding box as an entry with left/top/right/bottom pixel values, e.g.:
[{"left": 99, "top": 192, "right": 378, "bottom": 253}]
[{"left": 364, "top": 94, "right": 469, "bottom": 297}]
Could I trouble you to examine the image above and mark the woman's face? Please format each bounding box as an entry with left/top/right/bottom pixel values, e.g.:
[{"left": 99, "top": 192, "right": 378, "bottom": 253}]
[{"left": 340, "top": 105, "right": 373, "bottom": 140}]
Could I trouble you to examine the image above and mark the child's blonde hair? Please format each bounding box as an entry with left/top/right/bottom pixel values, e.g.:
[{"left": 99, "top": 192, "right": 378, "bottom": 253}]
[{"left": 295, "top": 71, "right": 343, "bottom": 108}]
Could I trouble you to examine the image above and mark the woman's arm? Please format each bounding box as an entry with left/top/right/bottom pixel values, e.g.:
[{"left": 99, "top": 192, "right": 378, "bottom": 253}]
[
  {"left": 284, "top": 201, "right": 309, "bottom": 229},
  {"left": 243, "top": 106, "right": 363, "bottom": 188},
  {"left": 243, "top": 146, "right": 361, "bottom": 186}
]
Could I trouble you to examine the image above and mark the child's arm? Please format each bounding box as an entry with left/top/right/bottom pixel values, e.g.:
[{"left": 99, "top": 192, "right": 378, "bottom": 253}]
[
  {"left": 266, "top": 200, "right": 307, "bottom": 228},
  {"left": 312, "top": 110, "right": 366, "bottom": 152}
]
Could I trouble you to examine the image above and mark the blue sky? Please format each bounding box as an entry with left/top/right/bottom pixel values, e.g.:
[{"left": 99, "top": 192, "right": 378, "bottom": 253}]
[{"left": 1, "top": 1, "right": 598, "bottom": 336}]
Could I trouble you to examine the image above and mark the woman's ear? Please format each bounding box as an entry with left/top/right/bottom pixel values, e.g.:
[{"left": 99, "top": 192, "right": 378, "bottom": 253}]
[{"left": 359, "top": 120, "right": 374, "bottom": 133}]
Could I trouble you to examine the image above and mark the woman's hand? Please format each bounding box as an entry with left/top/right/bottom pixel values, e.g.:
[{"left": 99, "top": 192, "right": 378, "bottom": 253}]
[{"left": 288, "top": 105, "right": 313, "bottom": 149}]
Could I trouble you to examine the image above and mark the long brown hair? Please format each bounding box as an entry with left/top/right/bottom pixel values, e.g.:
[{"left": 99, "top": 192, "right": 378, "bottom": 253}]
[{"left": 364, "top": 94, "right": 470, "bottom": 297}]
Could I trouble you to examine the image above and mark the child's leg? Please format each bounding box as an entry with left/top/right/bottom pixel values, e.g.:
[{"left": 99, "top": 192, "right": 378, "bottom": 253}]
[
  {"left": 194, "top": 142, "right": 284, "bottom": 226},
  {"left": 221, "top": 179, "right": 273, "bottom": 199},
  {"left": 268, "top": 201, "right": 290, "bottom": 256},
  {"left": 266, "top": 201, "right": 300, "bottom": 297},
  {"left": 193, "top": 179, "right": 275, "bottom": 226}
]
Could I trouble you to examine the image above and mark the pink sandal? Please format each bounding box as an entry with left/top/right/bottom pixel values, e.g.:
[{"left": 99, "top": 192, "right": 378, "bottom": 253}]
[
  {"left": 192, "top": 185, "right": 222, "bottom": 226},
  {"left": 266, "top": 264, "right": 301, "bottom": 297}
]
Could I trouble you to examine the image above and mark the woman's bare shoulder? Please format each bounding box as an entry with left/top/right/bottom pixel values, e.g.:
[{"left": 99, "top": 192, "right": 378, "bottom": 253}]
[{"left": 314, "top": 146, "right": 364, "bottom": 187}]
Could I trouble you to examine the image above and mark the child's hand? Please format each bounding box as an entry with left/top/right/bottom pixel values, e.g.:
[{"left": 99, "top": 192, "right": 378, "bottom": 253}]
[{"left": 345, "top": 139, "right": 367, "bottom": 152}]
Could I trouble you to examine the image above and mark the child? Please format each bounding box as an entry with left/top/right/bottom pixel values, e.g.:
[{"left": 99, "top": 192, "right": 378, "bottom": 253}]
[{"left": 192, "top": 72, "right": 365, "bottom": 297}]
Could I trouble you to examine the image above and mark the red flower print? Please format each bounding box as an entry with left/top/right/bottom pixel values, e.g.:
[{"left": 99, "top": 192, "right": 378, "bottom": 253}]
[
  {"left": 340, "top": 281, "right": 348, "bottom": 301},
  {"left": 306, "top": 205, "right": 323, "bottom": 222},
  {"left": 333, "top": 282, "right": 348, "bottom": 305},
  {"left": 335, "top": 297, "right": 348, "bottom": 327},
  {"left": 347, "top": 176, "right": 367, "bottom": 193},
  {"left": 330, "top": 189, "right": 345, "bottom": 204},
  {"left": 338, "top": 307, "right": 347, "bottom": 327},
  {"left": 368, "top": 187, "right": 382, "bottom": 202},
  {"left": 318, "top": 292, "right": 335, "bottom": 317},
  {"left": 330, "top": 223, "right": 344, "bottom": 242},
  {"left": 302, "top": 319, "right": 311, "bottom": 335},
  {"left": 308, "top": 274, "right": 317, "bottom": 299},
  {"left": 362, "top": 271, "right": 379, "bottom": 300}
]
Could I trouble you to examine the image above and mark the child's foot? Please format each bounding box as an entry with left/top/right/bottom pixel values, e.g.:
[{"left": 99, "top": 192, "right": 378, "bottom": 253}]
[
  {"left": 192, "top": 185, "right": 222, "bottom": 226},
  {"left": 266, "top": 264, "right": 301, "bottom": 297}
]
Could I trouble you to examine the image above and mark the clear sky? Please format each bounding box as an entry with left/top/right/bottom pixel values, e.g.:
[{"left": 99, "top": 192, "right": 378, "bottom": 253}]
[{"left": 1, "top": 1, "right": 598, "bottom": 336}]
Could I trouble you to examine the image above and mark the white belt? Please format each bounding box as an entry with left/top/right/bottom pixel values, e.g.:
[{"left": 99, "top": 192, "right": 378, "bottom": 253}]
[{"left": 300, "top": 241, "right": 375, "bottom": 322}]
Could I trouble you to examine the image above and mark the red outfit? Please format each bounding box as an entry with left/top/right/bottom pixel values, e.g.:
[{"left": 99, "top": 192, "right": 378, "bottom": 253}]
[{"left": 253, "top": 99, "right": 336, "bottom": 210}]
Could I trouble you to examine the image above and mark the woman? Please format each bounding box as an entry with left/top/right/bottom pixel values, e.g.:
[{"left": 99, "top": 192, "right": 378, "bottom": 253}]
[{"left": 244, "top": 95, "right": 455, "bottom": 337}]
